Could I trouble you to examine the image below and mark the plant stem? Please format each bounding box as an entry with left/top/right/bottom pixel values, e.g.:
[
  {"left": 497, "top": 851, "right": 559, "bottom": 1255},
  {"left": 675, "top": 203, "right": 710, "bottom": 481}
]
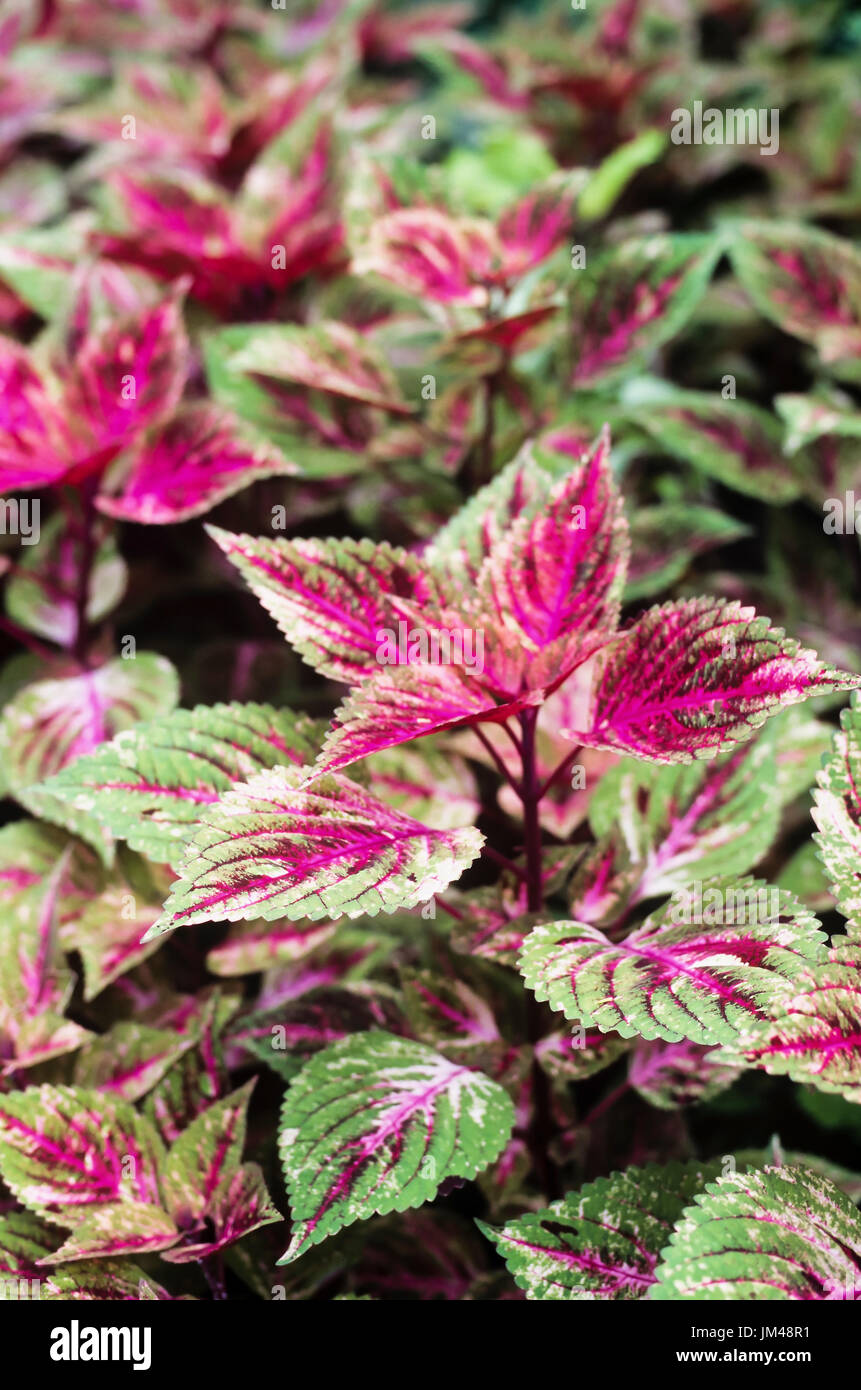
[
  {"left": 518, "top": 706, "right": 563, "bottom": 1199},
  {"left": 201, "top": 1252, "right": 227, "bottom": 1301},
  {"left": 72, "top": 484, "right": 98, "bottom": 667},
  {"left": 474, "top": 725, "right": 523, "bottom": 798},
  {"left": 481, "top": 844, "right": 527, "bottom": 881},
  {"left": 476, "top": 371, "right": 498, "bottom": 489},
  {"left": 0, "top": 615, "right": 56, "bottom": 664},
  {"left": 538, "top": 745, "right": 583, "bottom": 801},
  {"left": 582, "top": 1078, "right": 630, "bottom": 1129},
  {"left": 519, "top": 707, "right": 543, "bottom": 912},
  {"left": 434, "top": 896, "right": 464, "bottom": 922}
]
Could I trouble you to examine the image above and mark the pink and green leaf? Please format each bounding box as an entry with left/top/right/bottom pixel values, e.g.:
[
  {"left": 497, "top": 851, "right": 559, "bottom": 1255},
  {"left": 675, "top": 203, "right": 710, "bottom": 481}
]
[
  {"left": 150, "top": 769, "right": 484, "bottom": 933},
  {"left": 519, "top": 879, "right": 827, "bottom": 1045},
  {"left": 277, "top": 1030, "right": 515, "bottom": 1262}
]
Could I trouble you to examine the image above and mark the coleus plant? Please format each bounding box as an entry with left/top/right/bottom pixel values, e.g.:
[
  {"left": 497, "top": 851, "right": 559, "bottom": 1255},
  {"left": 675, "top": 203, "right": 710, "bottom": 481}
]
[
  {"left": 2, "top": 0, "right": 861, "bottom": 1307},
  {"left": 5, "top": 426, "right": 858, "bottom": 1301}
]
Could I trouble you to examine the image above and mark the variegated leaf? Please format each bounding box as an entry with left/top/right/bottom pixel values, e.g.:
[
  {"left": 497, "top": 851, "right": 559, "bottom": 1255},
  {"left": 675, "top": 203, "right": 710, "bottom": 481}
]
[
  {"left": 1, "top": 654, "right": 179, "bottom": 854},
  {"left": 587, "top": 732, "right": 779, "bottom": 903},
  {"left": 719, "top": 940, "right": 861, "bottom": 1101},
  {"left": 812, "top": 696, "right": 861, "bottom": 923},
  {"left": 39, "top": 701, "right": 321, "bottom": 869},
  {"left": 519, "top": 880, "right": 826, "bottom": 1045},
  {"left": 569, "top": 234, "right": 722, "bottom": 387},
  {"left": 151, "top": 769, "right": 483, "bottom": 935},
  {"left": 208, "top": 527, "right": 435, "bottom": 685},
  {"left": 479, "top": 1160, "right": 721, "bottom": 1300},
  {"left": 278, "top": 1031, "right": 515, "bottom": 1261},
  {"left": 0, "top": 1085, "right": 165, "bottom": 1226},
  {"left": 651, "top": 1166, "right": 861, "bottom": 1300},
  {"left": 570, "top": 597, "right": 859, "bottom": 762}
]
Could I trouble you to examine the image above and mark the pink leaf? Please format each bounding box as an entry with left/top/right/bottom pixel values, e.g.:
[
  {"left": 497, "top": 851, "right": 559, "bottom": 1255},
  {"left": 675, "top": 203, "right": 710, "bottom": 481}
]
[
  {"left": 208, "top": 527, "right": 437, "bottom": 684},
  {"left": 354, "top": 207, "right": 499, "bottom": 305},
  {"left": 476, "top": 429, "right": 628, "bottom": 681},
  {"left": 150, "top": 769, "right": 484, "bottom": 933},
  {"left": 570, "top": 597, "right": 861, "bottom": 762},
  {"left": 97, "top": 402, "right": 298, "bottom": 524},
  {"left": 313, "top": 663, "right": 541, "bottom": 779}
]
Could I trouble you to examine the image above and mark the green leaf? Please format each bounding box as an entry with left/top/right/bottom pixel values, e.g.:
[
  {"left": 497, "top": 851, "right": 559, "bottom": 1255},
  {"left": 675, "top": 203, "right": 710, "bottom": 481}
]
[
  {"left": 277, "top": 1031, "right": 515, "bottom": 1262},
  {"left": 5, "top": 514, "right": 127, "bottom": 645},
  {"left": 519, "top": 880, "right": 826, "bottom": 1045},
  {"left": 635, "top": 390, "right": 802, "bottom": 502},
  {"left": 479, "top": 1160, "right": 721, "bottom": 1300},
  {"left": 73, "top": 1023, "right": 196, "bottom": 1102},
  {"left": 48, "top": 1203, "right": 179, "bottom": 1264},
  {"left": 39, "top": 701, "right": 322, "bottom": 869},
  {"left": 569, "top": 233, "right": 722, "bottom": 387},
  {"left": 719, "top": 940, "right": 861, "bottom": 1101},
  {"left": 2, "top": 653, "right": 179, "bottom": 861},
  {"left": 651, "top": 1165, "right": 861, "bottom": 1299},
  {"left": 625, "top": 502, "right": 749, "bottom": 602},
  {"left": 587, "top": 735, "right": 779, "bottom": 902},
  {"left": 162, "top": 1082, "right": 255, "bottom": 1229},
  {"left": 813, "top": 695, "right": 861, "bottom": 923}
]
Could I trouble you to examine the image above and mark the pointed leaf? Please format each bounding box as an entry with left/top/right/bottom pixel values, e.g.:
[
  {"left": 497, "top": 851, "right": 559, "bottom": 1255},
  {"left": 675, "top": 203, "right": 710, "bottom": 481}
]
[
  {"left": 97, "top": 402, "right": 298, "bottom": 525},
  {"left": 162, "top": 1082, "right": 255, "bottom": 1230},
  {"left": 314, "top": 662, "right": 540, "bottom": 780},
  {"left": 160, "top": 1164, "right": 281, "bottom": 1262},
  {"left": 572, "top": 596, "right": 860, "bottom": 762},
  {"left": 720, "top": 941, "right": 861, "bottom": 1101},
  {"left": 0, "top": 1210, "right": 165, "bottom": 1300},
  {"left": 151, "top": 769, "right": 483, "bottom": 934},
  {"left": 728, "top": 221, "right": 861, "bottom": 367},
  {"left": 0, "top": 859, "right": 92, "bottom": 1070},
  {"left": 570, "top": 233, "right": 721, "bottom": 387},
  {"left": 39, "top": 700, "right": 321, "bottom": 869},
  {"left": 637, "top": 392, "right": 802, "bottom": 502},
  {"left": 479, "top": 1160, "right": 721, "bottom": 1300},
  {"left": 73, "top": 1024, "right": 195, "bottom": 1102},
  {"left": 2, "top": 653, "right": 180, "bottom": 792},
  {"left": 209, "top": 527, "right": 436, "bottom": 685},
  {"left": 5, "top": 513, "right": 126, "bottom": 646},
  {"left": 629, "top": 1039, "right": 742, "bottom": 1110},
  {"left": 46, "top": 1204, "right": 179, "bottom": 1264},
  {"left": 475, "top": 430, "right": 628, "bottom": 677},
  {"left": 354, "top": 207, "right": 498, "bottom": 305},
  {"left": 277, "top": 1031, "right": 515, "bottom": 1261},
  {"left": 519, "top": 880, "right": 826, "bottom": 1044},
  {"left": 651, "top": 1166, "right": 861, "bottom": 1300}
]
